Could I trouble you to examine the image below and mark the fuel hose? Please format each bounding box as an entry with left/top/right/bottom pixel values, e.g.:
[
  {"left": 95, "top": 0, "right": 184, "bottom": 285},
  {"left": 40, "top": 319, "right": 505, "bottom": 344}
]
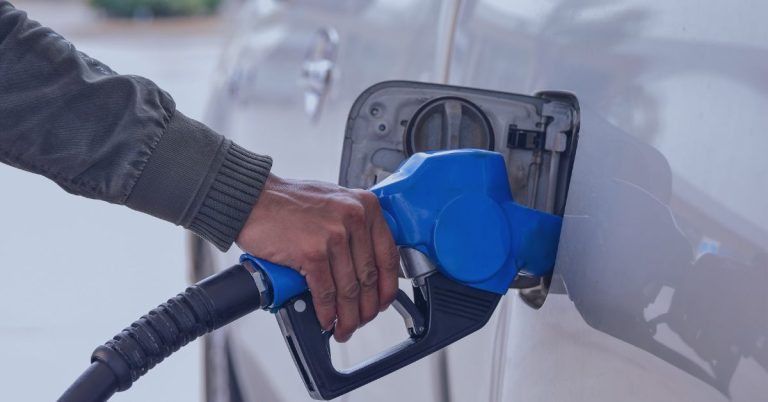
[{"left": 58, "top": 263, "right": 270, "bottom": 402}]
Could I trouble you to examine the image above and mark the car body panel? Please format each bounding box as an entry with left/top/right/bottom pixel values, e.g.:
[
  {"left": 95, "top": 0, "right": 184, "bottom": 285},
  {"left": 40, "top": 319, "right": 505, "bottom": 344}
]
[
  {"left": 204, "top": 1, "right": 456, "bottom": 401},
  {"left": 447, "top": 1, "right": 768, "bottom": 400},
  {"left": 203, "top": 0, "right": 768, "bottom": 401}
]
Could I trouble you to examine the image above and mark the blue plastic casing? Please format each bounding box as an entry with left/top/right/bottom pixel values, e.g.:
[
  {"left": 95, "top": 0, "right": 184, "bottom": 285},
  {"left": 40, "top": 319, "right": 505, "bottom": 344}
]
[
  {"left": 241, "top": 149, "right": 563, "bottom": 306},
  {"left": 370, "top": 149, "right": 561, "bottom": 294},
  {"left": 240, "top": 254, "right": 307, "bottom": 310}
]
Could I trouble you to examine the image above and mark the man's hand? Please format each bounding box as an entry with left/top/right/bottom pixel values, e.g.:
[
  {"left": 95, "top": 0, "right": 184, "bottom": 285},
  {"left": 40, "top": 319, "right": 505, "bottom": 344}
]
[{"left": 236, "top": 174, "right": 400, "bottom": 342}]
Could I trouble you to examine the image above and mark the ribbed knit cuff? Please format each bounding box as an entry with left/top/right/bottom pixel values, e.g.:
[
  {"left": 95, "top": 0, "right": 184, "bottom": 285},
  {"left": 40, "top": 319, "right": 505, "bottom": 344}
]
[
  {"left": 187, "top": 142, "right": 272, "bottom": 251},
  {"left": 126, "top": 110, "right": 272, "bottom": 252}
]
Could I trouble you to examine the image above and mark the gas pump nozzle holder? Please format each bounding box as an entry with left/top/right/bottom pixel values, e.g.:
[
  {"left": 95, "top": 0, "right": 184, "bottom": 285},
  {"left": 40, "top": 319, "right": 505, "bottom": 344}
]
[{"left": 241, "top": 149, "right": 563, "bottom": 400}]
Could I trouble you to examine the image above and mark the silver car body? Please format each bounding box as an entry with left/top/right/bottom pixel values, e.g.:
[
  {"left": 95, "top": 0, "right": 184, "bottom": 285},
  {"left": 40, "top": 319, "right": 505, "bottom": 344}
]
[{"left": 200, "top": 1, "right": 768, "bottom": 401}]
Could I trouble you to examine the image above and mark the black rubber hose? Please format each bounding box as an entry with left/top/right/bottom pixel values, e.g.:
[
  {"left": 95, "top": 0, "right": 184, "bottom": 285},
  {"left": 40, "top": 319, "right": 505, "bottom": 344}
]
[
  {"left": 59, "top": 361, "right": 119, "bottom": 402},
  {"left": 59, "top": 263, "right": 265, "bottom": 402}
]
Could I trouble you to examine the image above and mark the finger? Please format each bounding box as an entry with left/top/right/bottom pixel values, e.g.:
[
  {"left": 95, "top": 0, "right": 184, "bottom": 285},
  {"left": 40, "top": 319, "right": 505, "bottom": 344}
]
[
  {"left": 328, "top": 230, "right": 361, "bottom": 342},
  {"left": 303, "top": 258, "right": 337, "bottom": 331},
  {"left": 348, "top": 213, "right": 380, "bottom": 326},
  {"left": 371, "top": 209, "right": 400, "bottom": 311}
]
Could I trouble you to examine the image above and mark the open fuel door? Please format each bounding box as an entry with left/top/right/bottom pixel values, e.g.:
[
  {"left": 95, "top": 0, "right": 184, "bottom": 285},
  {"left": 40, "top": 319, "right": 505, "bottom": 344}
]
[{"left": 339, "top": 81, "right": 580, "bottom": 307}]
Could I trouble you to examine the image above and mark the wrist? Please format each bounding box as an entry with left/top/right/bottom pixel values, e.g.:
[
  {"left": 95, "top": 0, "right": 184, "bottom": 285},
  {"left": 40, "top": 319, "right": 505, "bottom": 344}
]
[{"left": 187, "top": 142, "right": 273, "bottom": 252}]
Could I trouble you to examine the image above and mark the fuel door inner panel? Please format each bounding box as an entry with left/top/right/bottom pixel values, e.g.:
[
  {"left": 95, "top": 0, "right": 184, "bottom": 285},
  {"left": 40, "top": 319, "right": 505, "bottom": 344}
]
[{"left": 339, "top": 81, "right": 580, "bottom": 305}]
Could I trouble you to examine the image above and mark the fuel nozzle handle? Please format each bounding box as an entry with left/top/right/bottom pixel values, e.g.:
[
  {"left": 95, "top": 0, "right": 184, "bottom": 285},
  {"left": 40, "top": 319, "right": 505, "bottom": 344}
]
[
  {"left": 246, "top": 150, "right": 563, "bottom": 306},
  {"left": 246, "top": 150, "right": 563, "bottom": 400}
]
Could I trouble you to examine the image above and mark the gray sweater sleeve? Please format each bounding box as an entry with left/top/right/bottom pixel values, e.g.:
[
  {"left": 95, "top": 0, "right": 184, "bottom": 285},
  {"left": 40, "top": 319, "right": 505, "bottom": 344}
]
[{"left": 0, "top": 2, "right": 271, "bottom": 251}]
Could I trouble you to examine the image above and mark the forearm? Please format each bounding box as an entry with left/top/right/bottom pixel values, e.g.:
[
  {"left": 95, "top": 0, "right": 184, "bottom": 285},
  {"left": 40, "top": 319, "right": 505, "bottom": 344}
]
[{"left": 0, "top": 2, "right": 271, "bottom": 250}]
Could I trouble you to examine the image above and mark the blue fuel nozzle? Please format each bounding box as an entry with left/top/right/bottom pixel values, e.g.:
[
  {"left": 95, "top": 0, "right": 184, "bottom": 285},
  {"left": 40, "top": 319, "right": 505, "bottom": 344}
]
[
  {"left": 240, "top": 149, "right": 563, "bottom": 400},
  {"left": 369, "top": 149, "right": 562, "bottom": 293},
  {"left": 242, "top": 149, "right": 561, "bottom": 308}
]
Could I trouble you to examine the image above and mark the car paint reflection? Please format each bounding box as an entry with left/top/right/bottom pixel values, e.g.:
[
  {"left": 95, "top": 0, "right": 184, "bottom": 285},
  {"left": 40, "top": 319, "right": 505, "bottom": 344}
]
[
  {"left": 558, "top": 108, "right": 768, "bottom": 396},
  {"left": 453, "top": 0, "right": 768, "bottom": 399}
]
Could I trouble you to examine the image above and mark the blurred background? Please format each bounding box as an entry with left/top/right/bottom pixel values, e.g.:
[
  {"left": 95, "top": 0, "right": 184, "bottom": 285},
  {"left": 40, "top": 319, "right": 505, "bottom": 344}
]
[
  {"left": 0, "top": 0, "right": 235, "bottom": 400},
  {"left": 3, "top": 1, "right": 768, "bottom": 402}
]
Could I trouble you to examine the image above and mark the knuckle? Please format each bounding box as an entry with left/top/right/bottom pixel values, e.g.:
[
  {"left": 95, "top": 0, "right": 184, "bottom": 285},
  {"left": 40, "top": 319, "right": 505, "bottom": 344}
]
[
  {"left": 339, "top": 281, "right": 361, "bottom": 301},
  {"left": 316, "top": 288, "right": 337, "bottom": 306},
  {"left": 344, "top": 202, "right": 366, "bottom": 225},
  {"left": 359, "top": 265, "right": 379, "bottom": 288},
  {"left": 327, "top": 227, "right": 347, "bottom": 246},
  {"left": 357, "top": 190, "right": 379, "bottom": 207},
  {"left": 304, "top": 247, "right": 327, "bottom": 264}
]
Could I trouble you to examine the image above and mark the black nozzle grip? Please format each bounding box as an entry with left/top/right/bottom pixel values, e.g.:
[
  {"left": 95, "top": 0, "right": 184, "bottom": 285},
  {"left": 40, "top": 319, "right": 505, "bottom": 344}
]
[{"left": 276, "top": 273, "right": 500, "bottom": 400}]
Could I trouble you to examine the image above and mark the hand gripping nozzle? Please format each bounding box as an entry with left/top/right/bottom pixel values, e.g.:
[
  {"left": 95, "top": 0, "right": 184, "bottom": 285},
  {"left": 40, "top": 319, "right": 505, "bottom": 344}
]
[{"left": 240, "top": 149, "right": 563, "bottom": 400}]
